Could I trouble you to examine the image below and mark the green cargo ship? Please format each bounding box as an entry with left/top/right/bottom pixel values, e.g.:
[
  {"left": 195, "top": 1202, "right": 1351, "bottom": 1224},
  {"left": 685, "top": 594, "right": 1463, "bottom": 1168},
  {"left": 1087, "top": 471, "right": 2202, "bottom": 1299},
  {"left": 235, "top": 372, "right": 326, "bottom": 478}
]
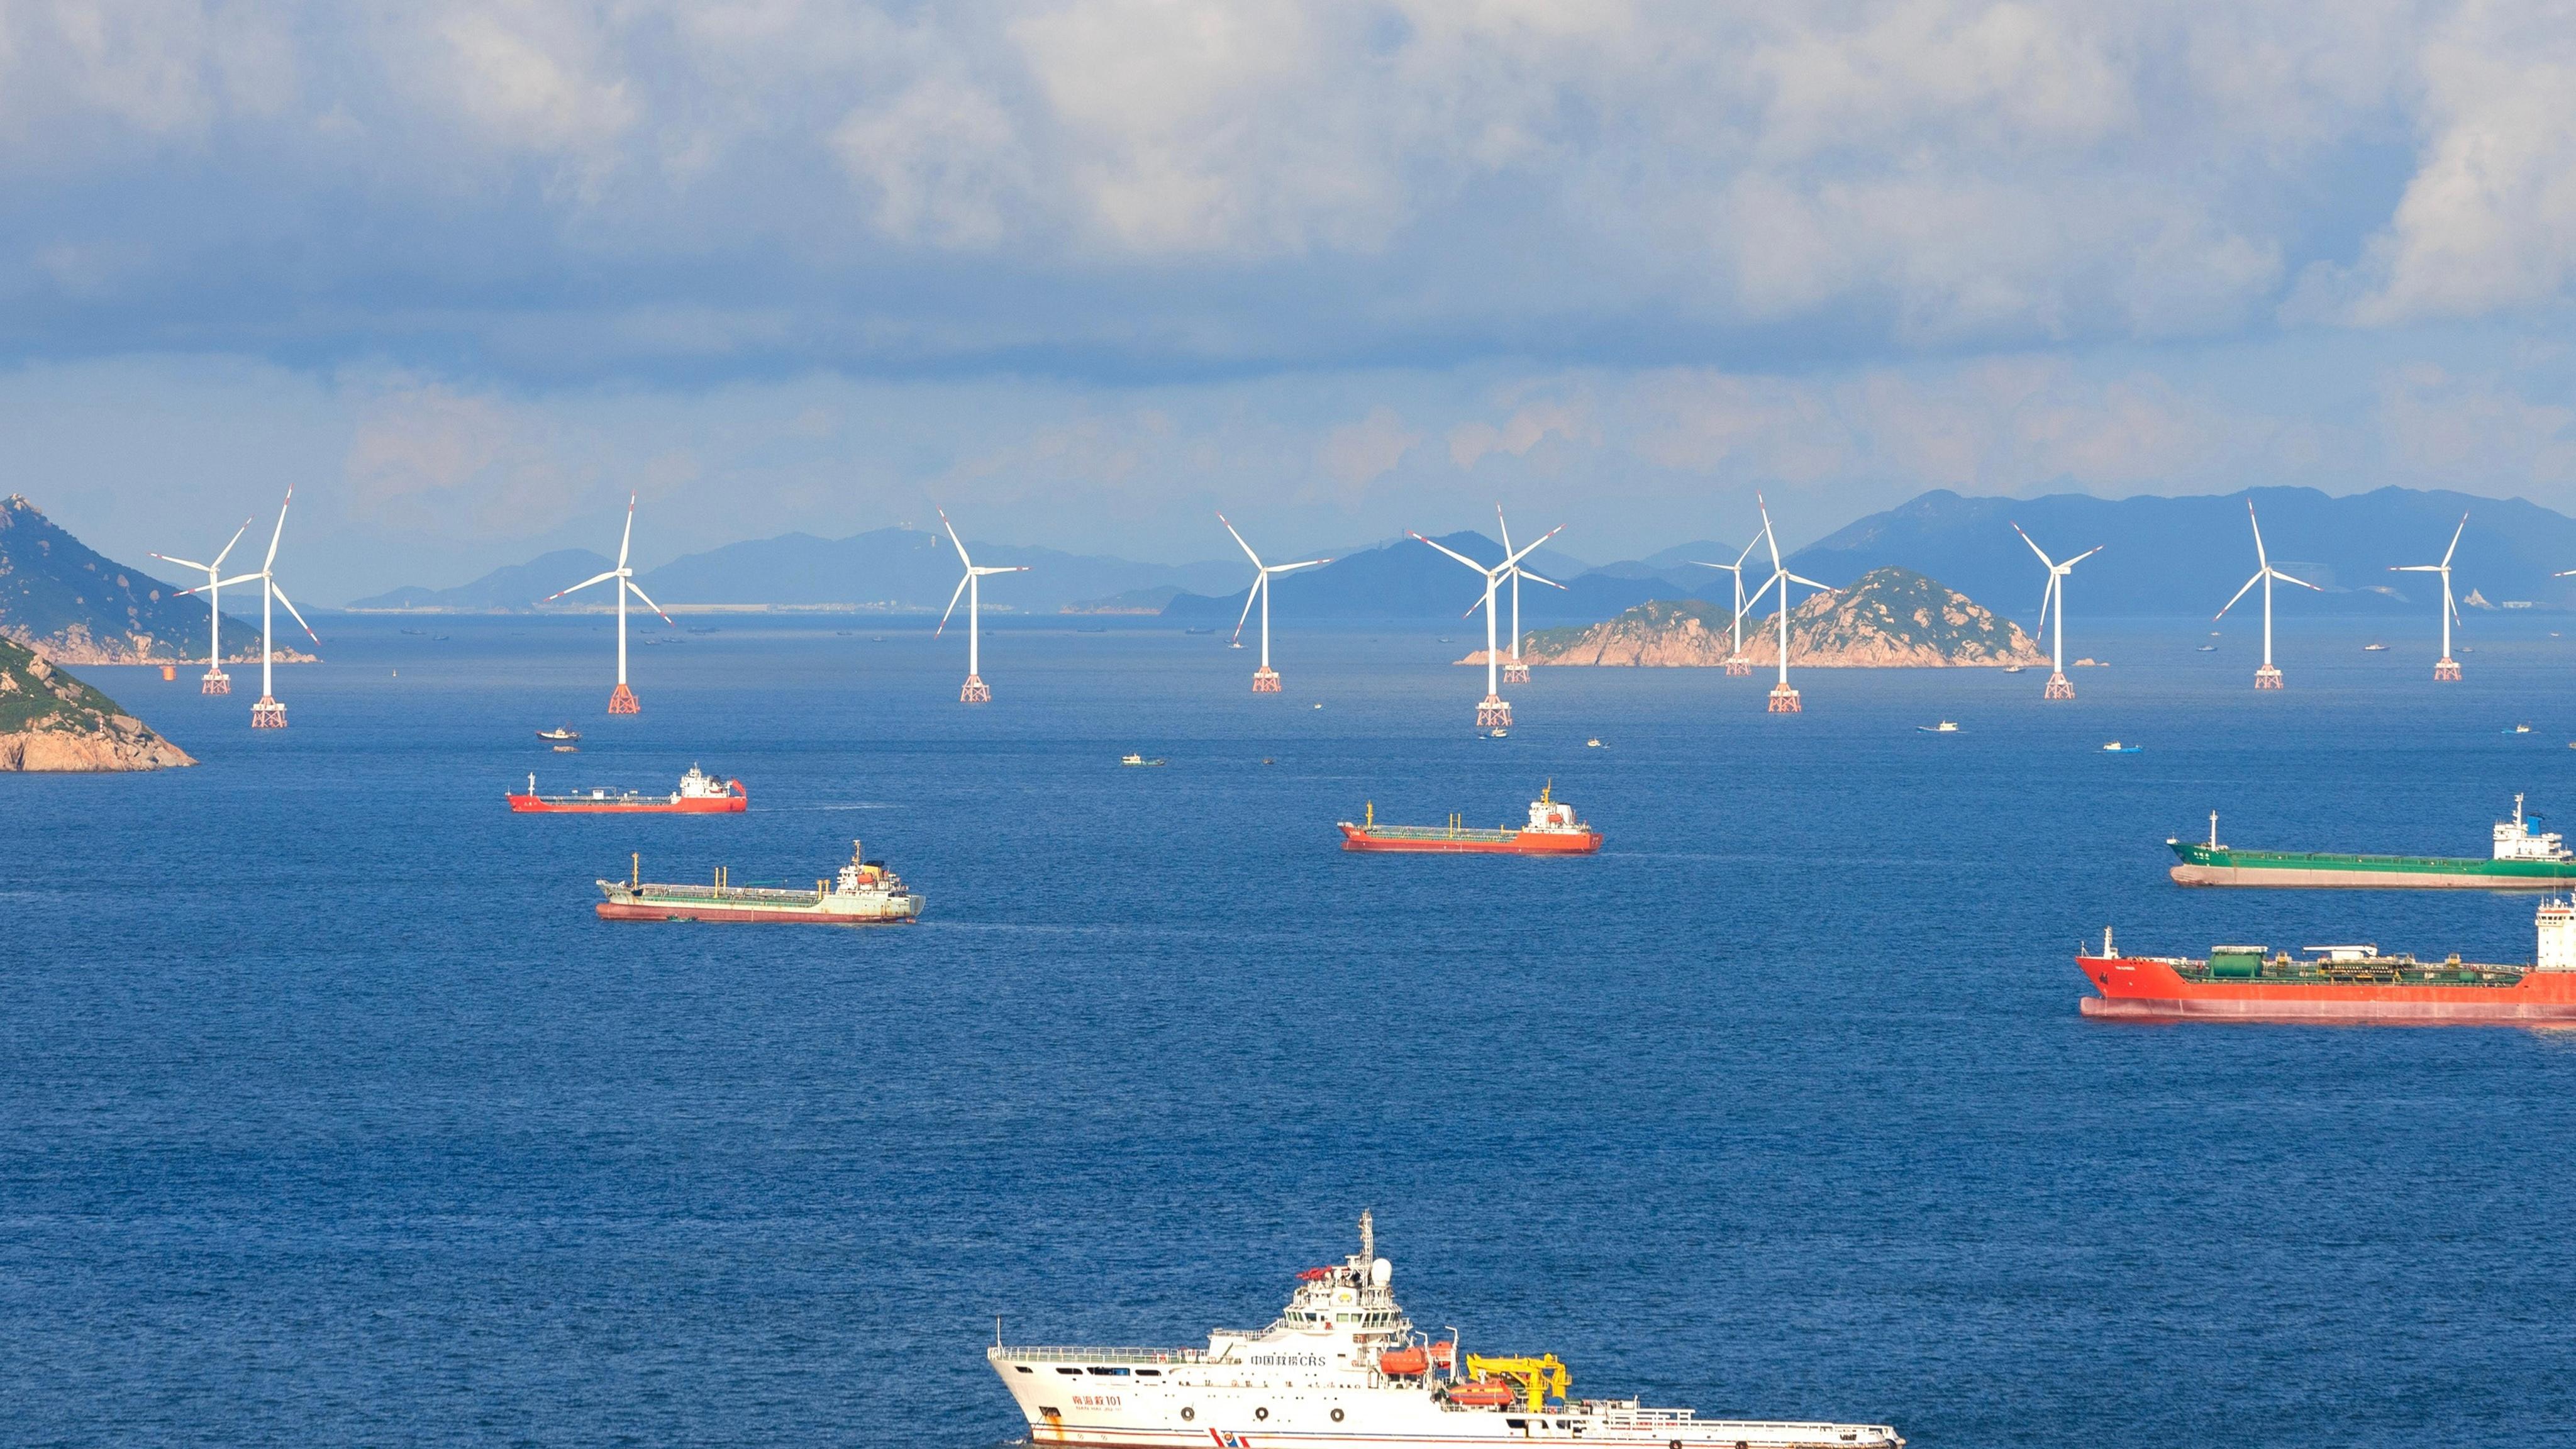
[{"left": 2169, "top": 796, "right": 2576, "bottom": 889}]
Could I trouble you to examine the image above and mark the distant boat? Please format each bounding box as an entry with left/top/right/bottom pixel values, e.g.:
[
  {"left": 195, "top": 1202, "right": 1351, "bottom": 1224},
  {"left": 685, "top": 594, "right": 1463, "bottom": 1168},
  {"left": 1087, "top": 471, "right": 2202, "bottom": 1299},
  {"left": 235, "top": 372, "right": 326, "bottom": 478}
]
[
  {"left": 1586, "top": 737, "right": 1604, "bottom": 748},
  {"left": 1184, "top": 627, "right": 1216, "bottom": 635},
  {"left": 2002, "top": 665, "right": 2024, "bottom": 674},
  {"left": 2102, "top": 741, "right": 2141, "bottom": 753},
  {"left": 2197, "top": 644, "right": 2218, "bottom": 652},
  {"left": 2363, "top": 641, "right": 2389, "bottom": 652},
  {"left": 537, "top": 726, "right": 581, "bottom": 742},
  {"left": 1918, "top": 721, "right": 1960, "bottom": 734},
  {"left": 1120, "top": 753, "right": 1167, "bottom": 767},
  {"left": 1489, "top": 728, "right": 1508, "bottom": 738},
  {"left": 2507, "top": 724, "right": 2534, "bottom": 735}
]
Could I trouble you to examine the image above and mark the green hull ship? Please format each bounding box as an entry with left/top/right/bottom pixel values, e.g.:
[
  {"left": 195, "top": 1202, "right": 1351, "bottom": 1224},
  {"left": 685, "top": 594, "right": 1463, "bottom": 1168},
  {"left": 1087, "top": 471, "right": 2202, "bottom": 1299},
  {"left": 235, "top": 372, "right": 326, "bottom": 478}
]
[{"left": 2170, "top": 796, "right": 2576, "bottom": 889}]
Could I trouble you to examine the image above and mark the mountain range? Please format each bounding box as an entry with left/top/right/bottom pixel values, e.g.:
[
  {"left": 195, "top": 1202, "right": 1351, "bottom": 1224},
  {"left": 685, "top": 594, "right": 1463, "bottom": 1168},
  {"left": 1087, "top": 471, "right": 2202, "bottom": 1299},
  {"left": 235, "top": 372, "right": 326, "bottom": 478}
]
[{"left": 1783, "top": 486, "right": 2576, "bottom": 616}]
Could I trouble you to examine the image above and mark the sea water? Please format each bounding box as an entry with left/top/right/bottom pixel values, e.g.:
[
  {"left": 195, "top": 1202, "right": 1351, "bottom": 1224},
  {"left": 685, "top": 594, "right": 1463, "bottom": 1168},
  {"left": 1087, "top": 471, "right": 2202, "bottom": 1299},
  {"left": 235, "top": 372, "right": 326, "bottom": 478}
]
[{"left": 5, "top": 614, "right": 2575, "bottom": 1448}]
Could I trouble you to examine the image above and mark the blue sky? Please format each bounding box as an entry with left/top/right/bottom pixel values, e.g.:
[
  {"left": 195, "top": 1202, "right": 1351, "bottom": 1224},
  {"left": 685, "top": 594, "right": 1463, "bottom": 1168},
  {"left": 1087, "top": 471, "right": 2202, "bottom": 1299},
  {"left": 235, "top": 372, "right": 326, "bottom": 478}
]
[{"left": 4, "top": 1, "right": 2574, "bottom": 602}]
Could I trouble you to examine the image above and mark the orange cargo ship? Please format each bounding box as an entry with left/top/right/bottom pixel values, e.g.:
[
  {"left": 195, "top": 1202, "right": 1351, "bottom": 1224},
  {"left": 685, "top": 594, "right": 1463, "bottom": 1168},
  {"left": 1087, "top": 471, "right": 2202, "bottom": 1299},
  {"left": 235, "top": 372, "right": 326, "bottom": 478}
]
[
  {"left": 1338, "top": 783, "right": 1601, "bottom": 855},
  {"left": 509, "top": 764, "right": 747, "bottom": 814},
  {"left": 2077, "top": 900, "right": 2576, "bottom": 1024}
]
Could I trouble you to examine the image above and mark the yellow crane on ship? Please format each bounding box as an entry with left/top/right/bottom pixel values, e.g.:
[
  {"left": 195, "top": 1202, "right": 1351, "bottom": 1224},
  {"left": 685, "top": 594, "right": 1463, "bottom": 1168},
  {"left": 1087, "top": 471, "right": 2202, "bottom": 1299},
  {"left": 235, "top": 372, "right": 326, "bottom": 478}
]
[{"left": 1465, "top": 1353, "right": 1569, "bottom": 1412}]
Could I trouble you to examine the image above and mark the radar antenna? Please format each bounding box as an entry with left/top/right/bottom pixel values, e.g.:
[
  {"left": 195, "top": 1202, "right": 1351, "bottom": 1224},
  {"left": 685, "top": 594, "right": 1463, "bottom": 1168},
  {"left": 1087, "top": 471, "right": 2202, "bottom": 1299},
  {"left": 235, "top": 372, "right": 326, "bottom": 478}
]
[{"left": 1360, "top": 1208, "right": 1374, "bottom": 1263}]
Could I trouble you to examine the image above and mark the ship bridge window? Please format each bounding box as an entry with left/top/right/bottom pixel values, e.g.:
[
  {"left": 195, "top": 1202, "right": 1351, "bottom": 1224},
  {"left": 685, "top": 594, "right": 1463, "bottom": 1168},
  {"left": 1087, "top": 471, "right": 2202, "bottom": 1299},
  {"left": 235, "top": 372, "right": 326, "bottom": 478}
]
[
  {"left": 1055, "top": 1367, "right": 1084, "bottom": 1375},
  {"left": 1086, "top": 1367, "right": 1131, "bottom": 1375},
  {"left": 1013, "top": 1366, "right": 1033, "bottom": 1374}
]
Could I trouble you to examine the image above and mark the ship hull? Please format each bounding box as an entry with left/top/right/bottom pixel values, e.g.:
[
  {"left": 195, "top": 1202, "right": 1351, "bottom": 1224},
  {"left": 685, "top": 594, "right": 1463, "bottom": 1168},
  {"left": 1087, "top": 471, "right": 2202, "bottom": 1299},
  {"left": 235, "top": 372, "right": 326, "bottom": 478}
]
[
  {"left": 2078, "top": 954, "right": 2576, "bottom": 1024},
  {"left": 1338, "top": 825, "right": 1600, "bottom": 855},
  {"left": 2168, "top": 843, "right": 2576, "bottom": 888},
  {"left": 511, "top": 793, "right": 747, "bottom": 814}
]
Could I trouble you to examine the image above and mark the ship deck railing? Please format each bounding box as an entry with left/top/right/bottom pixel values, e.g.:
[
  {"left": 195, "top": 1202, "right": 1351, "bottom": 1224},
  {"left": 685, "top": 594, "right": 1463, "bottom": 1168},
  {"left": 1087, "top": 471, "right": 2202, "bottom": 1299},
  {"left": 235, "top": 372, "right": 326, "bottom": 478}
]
[
  {"left": 1355, "top": 825, "right": 1521, "bottom": 842},
  {"left": 995, "top": 1345, "right": 1211, "bottom": 1365},
  {"left": 630, "top": 883, "right": 830, "bottom": 903}
]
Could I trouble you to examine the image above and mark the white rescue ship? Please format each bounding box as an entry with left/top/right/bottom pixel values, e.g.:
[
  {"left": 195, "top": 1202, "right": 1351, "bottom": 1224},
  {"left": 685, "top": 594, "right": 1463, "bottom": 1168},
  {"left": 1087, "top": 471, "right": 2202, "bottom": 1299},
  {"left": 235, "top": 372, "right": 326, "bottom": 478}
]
[{"left": 989, "top": 1214, "right": 1901, "bottom": 1449}]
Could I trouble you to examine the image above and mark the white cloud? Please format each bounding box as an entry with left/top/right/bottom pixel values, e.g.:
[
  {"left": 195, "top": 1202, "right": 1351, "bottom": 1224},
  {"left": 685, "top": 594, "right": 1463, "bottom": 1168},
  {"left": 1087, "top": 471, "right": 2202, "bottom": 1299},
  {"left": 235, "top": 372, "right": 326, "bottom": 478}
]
[{"left": 1316, "top": 406, "right": 1422, "bottom": 494}]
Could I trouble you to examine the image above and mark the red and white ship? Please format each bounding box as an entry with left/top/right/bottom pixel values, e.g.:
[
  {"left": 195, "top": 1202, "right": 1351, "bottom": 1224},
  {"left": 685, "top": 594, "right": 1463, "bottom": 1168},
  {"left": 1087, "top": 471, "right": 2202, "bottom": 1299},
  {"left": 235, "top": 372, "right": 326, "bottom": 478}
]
[
  {"left": 1336, "top": 784, "right": 1601, "bottom": 855},
  {"left": 508, "top": 764, "right": 747, "bottom": 813},
  {"left": 988, "top": 1212, "right": 1901, "bottom": 1449},
  {"left": 2077, "top": 899, "right": 2576, "bottom": 1023}
]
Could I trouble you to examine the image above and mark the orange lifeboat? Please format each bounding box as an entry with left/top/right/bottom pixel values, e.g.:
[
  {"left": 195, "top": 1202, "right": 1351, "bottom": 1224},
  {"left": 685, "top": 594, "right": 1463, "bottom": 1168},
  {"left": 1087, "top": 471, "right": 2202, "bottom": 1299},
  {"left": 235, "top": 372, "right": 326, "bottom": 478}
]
[
  {"left": 1445, "top": 1381, "right": 1516, "bottom": 1407},
  {"left": 1379, "top": 1347, "right": 1428, "bottom": 1376}
]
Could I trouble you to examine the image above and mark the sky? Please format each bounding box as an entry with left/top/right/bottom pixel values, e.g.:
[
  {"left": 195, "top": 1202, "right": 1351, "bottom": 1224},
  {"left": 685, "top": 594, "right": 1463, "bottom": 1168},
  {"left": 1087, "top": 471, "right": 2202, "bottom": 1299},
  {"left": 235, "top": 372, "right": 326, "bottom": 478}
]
[{"left": 4, "top": 0, "right": 2575, "bottom": 604}]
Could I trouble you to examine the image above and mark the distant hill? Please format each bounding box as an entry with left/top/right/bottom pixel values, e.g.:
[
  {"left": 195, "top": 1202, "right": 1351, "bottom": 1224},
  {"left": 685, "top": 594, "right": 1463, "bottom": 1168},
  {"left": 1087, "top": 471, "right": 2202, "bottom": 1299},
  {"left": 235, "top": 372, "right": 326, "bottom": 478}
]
[
  {"left": 0, "top": 633, "right": 193, "bottom": 770},
  {"left": 0, "top": 495, "right": 275, "bottom": 664},
  {"left": 345, "top": 548, "right": 613, "bottom": 611},
  {"left": 1785, "top": 486, "right": 2576, "bottom": 616},
  {"left": 1513, "top": 568, "right": 2045, "bottom": 667},
  {"left": 351, "top": 527, "right": 1244, "bottom": 614},
  {"left": 1159, "top": 532, "right": 1705, "bottom": 625}
]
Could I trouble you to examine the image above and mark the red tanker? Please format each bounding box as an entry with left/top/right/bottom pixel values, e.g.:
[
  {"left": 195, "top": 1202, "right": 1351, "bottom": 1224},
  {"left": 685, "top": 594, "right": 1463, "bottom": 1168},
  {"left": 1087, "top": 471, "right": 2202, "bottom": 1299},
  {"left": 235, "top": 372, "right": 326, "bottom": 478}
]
[
  {"left": 1338, "top": 783, "right": 1601, "bottom": 855},
  {"left": 509, "top": 764, "right": 747, "bottom": 814}
]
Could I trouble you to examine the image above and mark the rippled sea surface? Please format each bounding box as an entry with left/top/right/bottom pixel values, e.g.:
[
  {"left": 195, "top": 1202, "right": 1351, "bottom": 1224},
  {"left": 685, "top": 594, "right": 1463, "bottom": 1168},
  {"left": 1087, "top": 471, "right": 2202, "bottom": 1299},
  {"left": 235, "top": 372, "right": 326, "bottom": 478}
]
[{"left": 8, "top": 614, "right": 2576, "bottom": 1448}]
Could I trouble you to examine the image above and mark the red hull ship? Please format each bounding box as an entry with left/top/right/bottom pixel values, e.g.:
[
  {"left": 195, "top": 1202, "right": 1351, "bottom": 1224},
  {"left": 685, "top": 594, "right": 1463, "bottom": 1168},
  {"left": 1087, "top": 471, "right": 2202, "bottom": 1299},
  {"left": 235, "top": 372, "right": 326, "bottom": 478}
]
[
  {"left": 2078, "top": 902, "right": 2576, "bottom": 1024},
  {"left": 509, "top": 764, "right": 746, "bottom": 814},
  {"left": 1338, "top": 784, "right": 1601, "bottom": 855}
]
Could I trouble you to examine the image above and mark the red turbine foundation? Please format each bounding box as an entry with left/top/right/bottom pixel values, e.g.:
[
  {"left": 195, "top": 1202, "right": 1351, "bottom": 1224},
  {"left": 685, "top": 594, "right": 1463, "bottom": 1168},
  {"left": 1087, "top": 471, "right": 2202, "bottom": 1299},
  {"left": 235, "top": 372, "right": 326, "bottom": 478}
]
[
  {"left": 1252, "top": 667, "right": 1280, "bottom": 693},
  {"left": 1502, "top": 661, "right": 1530, "bottom": 684},
  {"left": 1767, "top": 683, "right": 1801, "bottom": 713},
  {"left": 608, "top": 682, "right": 641, "bottom": 714},
  {"left": 1476, "top": 694, "right": 1512, "bottom": 728},
  {"left": 960, "top": 674, "right": 991, "bottom": 703},
  {"left": 202, "top": 668, "right": 231, "bottom": 695},
  {"left": 1723, "top": 655, "right": 1752, "bottom": 676},
  {"left": 2043, "top": 671, "right": 2075, "bottom": 699},
  {"left": 250, "top": 696, "right": 287, "bottom": 728},
  {"left": 2254, "top": 665, "right": 2284, "bottom": 690},
  {"left": 2435, "top": 657, "right": 2462, "bottom": 680}
]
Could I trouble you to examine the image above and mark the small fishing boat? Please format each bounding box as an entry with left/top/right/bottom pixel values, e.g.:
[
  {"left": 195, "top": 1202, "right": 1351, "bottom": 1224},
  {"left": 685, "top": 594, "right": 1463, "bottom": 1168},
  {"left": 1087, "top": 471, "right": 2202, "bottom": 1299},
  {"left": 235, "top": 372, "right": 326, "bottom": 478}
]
[
  {"left": 2197, "top": 644, "right": 2218, "bottom": 652},
  {"left": 2102, "top": 741, "right": 2141, "bottom": 753},
  {"left": 1120, "top": 753, "right": 1167, "bottom": 767},
  {"left": 1585, "top": 737, "right": 1603, "bottom": 748},
  {"left": 2507, "top": 723, "right": 2534, "bottom": 735},
  {"left": 1918, "top": 721, "right": 1960, "bottom": 734},
  {"left": 2363, "top": 641, "right": 2389, "bottom": 652},
  {"left": 2002, "top": 665, "right": 2024, "bottom": 674},
  {"left": 537, "top": 725, "right": 582, "bottom": 742},
  {"left": 1488, "top": 728, "right": 1508, "bottom": 738}
]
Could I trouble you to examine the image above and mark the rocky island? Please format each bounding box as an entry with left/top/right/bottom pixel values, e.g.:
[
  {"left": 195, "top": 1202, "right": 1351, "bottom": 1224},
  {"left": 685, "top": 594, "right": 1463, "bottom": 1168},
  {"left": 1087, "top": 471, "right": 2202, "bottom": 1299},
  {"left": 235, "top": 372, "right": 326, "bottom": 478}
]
[
  {"left": 1483, "top": 567, "right": 2046, "bottom": 667},
  {"left": 0, "top": 634, "right": 195, "bottom": 771}
]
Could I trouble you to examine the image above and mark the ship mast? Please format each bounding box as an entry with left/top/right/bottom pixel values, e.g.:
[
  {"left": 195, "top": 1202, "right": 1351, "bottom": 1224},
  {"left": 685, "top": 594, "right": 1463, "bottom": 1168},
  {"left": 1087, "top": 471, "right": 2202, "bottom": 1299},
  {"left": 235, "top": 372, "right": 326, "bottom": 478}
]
[{"left": 1360, "top": 1209, "right": 1373, "bottom": 1263}]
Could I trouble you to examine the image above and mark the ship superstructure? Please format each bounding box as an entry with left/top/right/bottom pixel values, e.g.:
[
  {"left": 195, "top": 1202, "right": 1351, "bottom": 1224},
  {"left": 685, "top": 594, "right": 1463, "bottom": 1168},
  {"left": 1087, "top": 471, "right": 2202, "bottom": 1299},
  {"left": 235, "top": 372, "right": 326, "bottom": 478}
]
[
  {"left": 2167, "top": 797, "right": 2576, "bottom": 887},
  {"left": 988, "top": 1213, "right": 1900, "bottom": 1449}
]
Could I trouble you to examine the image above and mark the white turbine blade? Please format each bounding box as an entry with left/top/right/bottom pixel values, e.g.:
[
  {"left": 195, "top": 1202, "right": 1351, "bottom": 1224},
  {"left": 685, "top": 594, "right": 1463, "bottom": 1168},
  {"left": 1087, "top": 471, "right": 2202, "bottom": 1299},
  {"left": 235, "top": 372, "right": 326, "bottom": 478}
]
[
  {"left": 1784, "top": 572, "right": 1832, "bottom": 591},
  {"left": 625, "top": 579, "right": 675, "bottom": 623},
  {"left": 2215, "top": 570, "right": 2263, "bottom": 619},
  {"left": 1409, "top": 531, "right": 1490, "bottom": 573},
  {"left": 1733, "top": 535, "right": 1760, "bottom": 569},
  {"left": 2447, "top": 580, "right": 2462, "bottom": 625},
  {"left": 213, "top": 518, "right": 252, "bottom": 568},
  {"left": 1269, "top": 557, "right": 1330, "bottom": 574},
  {"left": 1217, "top": 512, "right": 1265, "bottom": 570},
  {"left": 1499, "top": 524, "right": 1562, "bottom": 572},
  {"left": 2012, "top": 522, "right": 2055, "bottom": 569},
  {"left": 270, "top": 583, "right": 319, "bottom": 642},
  {"left": 1757, "top": 494, "right": 1783, "bottom": 571},
  {"left": 263, "top": 486, "right": 293, "bottom": 569},
  {"left": 2036, "top": 575, "right": 2055, "bottom": 632},
  {"left": 1738, "top": 570, "right": 1786, "bottom": 630},
  {"left": 617, "top": 492, "right": 637, "bottom": 569},
  {"left": 2246, "top": 499, "right": 2267, "bottom": 569},
  {"left": 973, "top": 564, "right": 1031, "bottom": 576},
  {"left": 177, "top": 575, "right": 253, "bottom": 596},
  {"left": 2392, "top": 564, "right": 2440, "bottom": 573},
  {"left": 2443, "top": 512, "right": 2467, "bottom": 569},
  {"left": 935, "top": 572, "right": 970, "bottom": 636},
  {"left": 939, "top": 509, "right": 974, "bottom": 570},
  {"left": 2271, "top": 568, "right": 2321, "bottom": 592},
  {"left": 1688, "top": 560, "right": 1740, "bottom": 575},
  {"left": 1517, "top": 569, "right": 1568, "bottom": 591},
  {"left": 1232, "top": 576, "right": 1262, "bottom": 643},
  {"left": 1496, "top": 504, "right": 1514, "bottom": 557},
  {"left": 1462, "top": 590, "right": 1490, "bottom": 620},
  {"left": 151, "top": 553, "right": 213, "bottom": 572},
  {"left": 2063, "top": 546, "right": 2102, "bottom": 569},
  {"left": 2557, "top": 569, "right": 2576, "bottom": 577},
  {"left": 546, "top": 570, "right": 619, "bottom": 602}
]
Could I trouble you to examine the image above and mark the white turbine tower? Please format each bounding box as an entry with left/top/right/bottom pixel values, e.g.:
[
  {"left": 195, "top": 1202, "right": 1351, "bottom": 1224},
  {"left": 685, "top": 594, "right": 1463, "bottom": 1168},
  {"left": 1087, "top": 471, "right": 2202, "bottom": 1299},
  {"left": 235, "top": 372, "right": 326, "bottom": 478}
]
[
  {"left": 937, "top": 509, "right": 1030, "bottom": 703},
  {"left": 2012, "top": 523, "right": 2102, "bottom": 700},
  {"left": 1738, "top": 494, "right": 1833, "bottom": 713},
  {"left": 1413, "top": 524, "right": 1562, "bottom": 729},
  {"left": 191, "top": 487, "right": 319, "bottom": 728},
  {"left": 2394, "top": 513, "right": 2468, "bottom": 680},
  {"left": 1218, "top": 513, "right": 1330, "bottom": 693},
  {"left": 150, "top": 516, "right": 252, "bottom": 694},
  {"left": 545, "top": 493, "right": 671, "bottom": 714},
  {"left": 2215, "top": 499, "right": 2318, "bottom": 690},
  {"left": 1492, "top": 505, "right": 1565, "bottom": 683},
  {"left": 1691, "top": 536, "right": 1762, "bottom": 675}
]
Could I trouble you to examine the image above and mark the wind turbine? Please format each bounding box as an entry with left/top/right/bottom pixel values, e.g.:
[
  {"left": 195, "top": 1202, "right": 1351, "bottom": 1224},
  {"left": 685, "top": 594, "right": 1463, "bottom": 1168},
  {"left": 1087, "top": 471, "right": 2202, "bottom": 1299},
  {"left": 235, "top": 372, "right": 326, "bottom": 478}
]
[
  {"left": 1218, "top": 513, "right": 1330, "bottom": 692},
  {"left": 2012, "top": 523, "right": 2102, "bottom": 699},
  {"left": 1492, "top": 505, "right": 1565, "bottom": 683},
  {"left": 1690, "top": 536, "right": 1761, "bottom": 675},
  {"left": 2396, "top": 513, "right": 2468, "bottom": 680},
  {"left": 2215, "top": 499, "right": 2318, "bottom": 690},
  {"left": 150, "top": 516, "right": 253, "bottom": 694},
  {"left": 936, "top": 509, "right": 1030, "bottom": 703},
  {"left": 1413, "top": 524, "right": 1562, "bottom": 729},
  {"left": 186, "top": 487, "right": 319, "bottom": 728},
  {"left": 545, "top": 493, "right": 671, "bottom": 714},
  {"left": 1738, "top": 495, "right": 1833, "bottom": 713}
]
